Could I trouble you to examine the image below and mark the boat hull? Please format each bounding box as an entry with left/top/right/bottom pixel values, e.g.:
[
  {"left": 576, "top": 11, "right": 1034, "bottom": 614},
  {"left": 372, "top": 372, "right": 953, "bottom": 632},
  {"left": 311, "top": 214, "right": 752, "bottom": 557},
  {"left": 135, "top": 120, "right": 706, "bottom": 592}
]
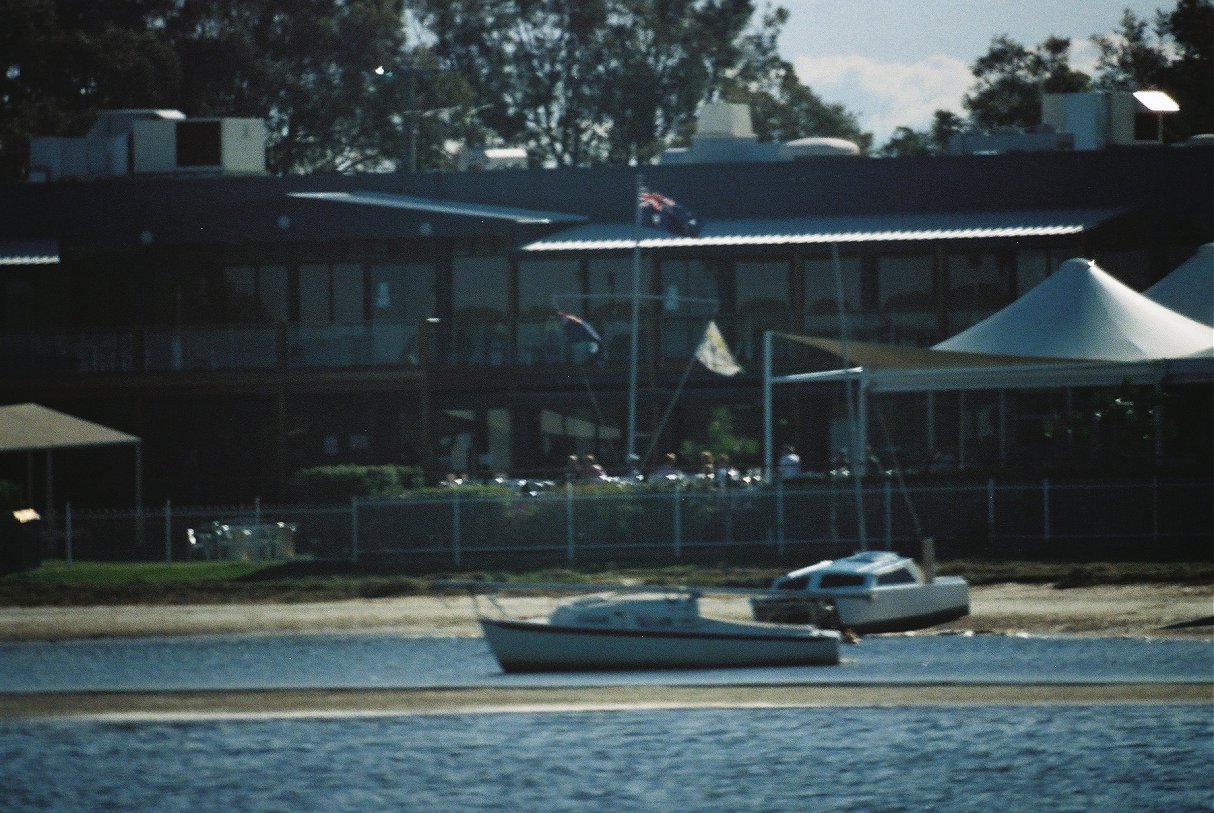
[
  {"left": 479, "top": 618, "right": 841, "bottom": 673},
  {"left": 752, "top": 578, "right": 970, "bottom": 634}
]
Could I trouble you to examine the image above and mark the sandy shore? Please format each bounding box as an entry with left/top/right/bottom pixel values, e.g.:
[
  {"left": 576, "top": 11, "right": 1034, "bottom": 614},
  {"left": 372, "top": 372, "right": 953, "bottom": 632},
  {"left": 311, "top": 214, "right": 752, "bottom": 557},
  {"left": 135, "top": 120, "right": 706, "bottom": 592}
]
[{"left": 0, "top": 583, "right": 1210, "bottom": 642}]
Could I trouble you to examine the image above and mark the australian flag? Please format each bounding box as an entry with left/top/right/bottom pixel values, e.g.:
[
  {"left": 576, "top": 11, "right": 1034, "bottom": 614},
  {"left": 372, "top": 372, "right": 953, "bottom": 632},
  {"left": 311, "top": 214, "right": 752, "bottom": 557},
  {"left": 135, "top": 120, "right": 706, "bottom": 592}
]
[
  {"left": 557, "top": 311, "right": 602, "bottom": 360},
  {"left": 638, "top": 188, "right": 702, "bottom": 237}
]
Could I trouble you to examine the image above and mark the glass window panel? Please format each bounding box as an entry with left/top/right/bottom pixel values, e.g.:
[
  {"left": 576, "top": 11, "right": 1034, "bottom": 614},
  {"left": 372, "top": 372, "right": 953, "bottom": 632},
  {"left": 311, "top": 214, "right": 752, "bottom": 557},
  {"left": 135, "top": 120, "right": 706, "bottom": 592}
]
[
  {"left": 587, "top": 257, "right": 636, "bottom": 363},
  {"left": 734, "top": 260, "right": 790, "bottom": 363},
  {"left": 878, "top": 254, "right": 937, "bottom": 345},
  {"left": 332, "top": 263, "right": 364, "bottom": 323},
  {"left": 260, "top": 265, "right": 289, "bottom": 323},
  {"left": 224, "top": 265, "right": 258, "bottom": 322},
  {"left": 1015, "top": 250, "right": 1051, "bottom": 296},
  {"left": 659, "top": 259, "right": 720, "bottom": 360},
  {"left": 370, "top": 264, "right": 406, "bottom": 320},
  {"left": 947, "top": 253, "right": 1007, "bottom": 332},
  {"left": 519, "top": 258, "right": 582, "bottom": 365},
  {"left": 451, "top": 255, "right": 509, "bottom": 365},
  {"left": 298, "top": 264, "right": 331, "bottom": 324},
  {"left": 804, "top": 255, "right": 861, "bottom": 314}
]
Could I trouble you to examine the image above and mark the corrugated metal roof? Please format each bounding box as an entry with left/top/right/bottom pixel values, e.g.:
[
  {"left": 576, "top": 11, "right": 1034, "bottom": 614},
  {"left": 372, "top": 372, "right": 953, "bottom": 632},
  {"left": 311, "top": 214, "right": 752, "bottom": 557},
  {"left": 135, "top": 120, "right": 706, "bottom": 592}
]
[
  {"left": 521, "top": 209, "right": 1125, "bottom": 251},
  {"left": 289, "top": 191, "right": 586, "bottom": 225},
  {"left": 0, "top": 241, "right": 59, "bottom": 266},
  {"left": 0, "top": 403, "right": 140, "bottom": 453}
]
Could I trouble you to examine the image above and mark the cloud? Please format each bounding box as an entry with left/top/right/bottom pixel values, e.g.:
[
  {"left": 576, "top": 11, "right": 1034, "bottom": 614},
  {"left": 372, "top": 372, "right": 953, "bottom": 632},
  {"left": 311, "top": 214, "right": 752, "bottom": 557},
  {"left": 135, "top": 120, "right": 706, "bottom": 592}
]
[{"left": 791, "top": 53, "right": 972, "bottom": 145}]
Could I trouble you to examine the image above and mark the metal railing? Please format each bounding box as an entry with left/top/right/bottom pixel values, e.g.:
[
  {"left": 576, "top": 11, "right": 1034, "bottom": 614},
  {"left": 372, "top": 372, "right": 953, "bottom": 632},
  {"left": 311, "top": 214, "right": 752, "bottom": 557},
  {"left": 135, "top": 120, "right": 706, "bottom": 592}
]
[{"left": 48, "top": 478, "right": 1212, "bottom": 568}]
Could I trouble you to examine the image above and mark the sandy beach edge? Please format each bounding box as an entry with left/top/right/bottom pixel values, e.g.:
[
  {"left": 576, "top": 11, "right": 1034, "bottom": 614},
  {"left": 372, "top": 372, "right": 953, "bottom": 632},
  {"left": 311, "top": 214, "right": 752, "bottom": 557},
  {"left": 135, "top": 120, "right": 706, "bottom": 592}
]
[{"left": 1, "top": 682, "right": 1210, "bottom": 720}]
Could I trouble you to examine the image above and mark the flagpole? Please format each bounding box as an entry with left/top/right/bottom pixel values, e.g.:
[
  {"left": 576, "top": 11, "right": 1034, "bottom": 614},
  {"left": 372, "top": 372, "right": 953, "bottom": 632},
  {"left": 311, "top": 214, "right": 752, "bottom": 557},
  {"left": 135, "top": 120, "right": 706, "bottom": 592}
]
[{"left": 627, "top": 173, "right": 642, "bottom": 461}]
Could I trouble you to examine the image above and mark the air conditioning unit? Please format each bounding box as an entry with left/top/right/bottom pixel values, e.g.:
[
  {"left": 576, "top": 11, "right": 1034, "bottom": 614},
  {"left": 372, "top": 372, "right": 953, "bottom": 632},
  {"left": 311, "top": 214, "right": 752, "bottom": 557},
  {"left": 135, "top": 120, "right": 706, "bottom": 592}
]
[{"left": 132, "top": 117, "right": 267, "bottom": 175}]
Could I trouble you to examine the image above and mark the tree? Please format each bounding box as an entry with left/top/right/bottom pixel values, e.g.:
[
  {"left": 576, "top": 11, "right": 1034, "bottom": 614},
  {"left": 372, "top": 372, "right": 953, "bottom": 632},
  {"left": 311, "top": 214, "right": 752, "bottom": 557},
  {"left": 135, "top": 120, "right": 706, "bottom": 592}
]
[
  {"left": 0, "top": 0, "right": 180, "bottom": 182},
  {"left": 162, "top": 0, "right": 482, "bottom": 174},
  {"left": 414, "top": 0, "right": 866, "bottom": 167},
  {"left": 963, "top": 35, "right": 1090, "bottom": 130},
  {"left": 876, "top": 110, "right": 964, "bottom": 157}
]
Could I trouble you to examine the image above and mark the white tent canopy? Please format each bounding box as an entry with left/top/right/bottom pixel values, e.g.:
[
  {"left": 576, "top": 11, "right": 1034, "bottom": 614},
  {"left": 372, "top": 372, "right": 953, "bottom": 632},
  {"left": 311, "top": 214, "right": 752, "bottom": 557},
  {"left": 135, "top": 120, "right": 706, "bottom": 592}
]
[
  {"left": 1144, "top": 243, "right": 1214, "bottom": 327},
  {"left": 933, "top": 257, "right": 1213, "bottom": 361},
  {"left": 762, "top": 256, "right": 1214, "bottom": 477}
]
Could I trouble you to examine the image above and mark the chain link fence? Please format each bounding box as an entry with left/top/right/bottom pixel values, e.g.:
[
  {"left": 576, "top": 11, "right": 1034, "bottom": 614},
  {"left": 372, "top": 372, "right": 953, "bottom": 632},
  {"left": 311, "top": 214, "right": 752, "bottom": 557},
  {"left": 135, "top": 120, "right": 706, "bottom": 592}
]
[{"left": 42, "top": 478, "right": 1212, "bottom": 569}]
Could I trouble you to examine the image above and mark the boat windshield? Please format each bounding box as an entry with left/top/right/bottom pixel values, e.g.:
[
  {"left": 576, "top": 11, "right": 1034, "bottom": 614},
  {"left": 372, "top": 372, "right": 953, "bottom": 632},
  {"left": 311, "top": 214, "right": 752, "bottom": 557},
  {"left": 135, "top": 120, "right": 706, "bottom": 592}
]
[
  {"left": 819, "top": 574, "right": 866, "bottom": 589},
  {"left": 876, "top": 568, "right": 917, "bottom": 586}
]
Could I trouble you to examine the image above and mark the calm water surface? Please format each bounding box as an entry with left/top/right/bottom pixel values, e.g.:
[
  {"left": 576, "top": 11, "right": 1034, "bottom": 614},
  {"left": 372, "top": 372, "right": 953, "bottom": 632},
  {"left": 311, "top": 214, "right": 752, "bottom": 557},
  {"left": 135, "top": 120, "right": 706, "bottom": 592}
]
[
  {"left": 0, "top": 632, "right": 1210, "bottom": 691},
  {"left": 2, "top": 705, "right": 1210, "bottom": 812}
]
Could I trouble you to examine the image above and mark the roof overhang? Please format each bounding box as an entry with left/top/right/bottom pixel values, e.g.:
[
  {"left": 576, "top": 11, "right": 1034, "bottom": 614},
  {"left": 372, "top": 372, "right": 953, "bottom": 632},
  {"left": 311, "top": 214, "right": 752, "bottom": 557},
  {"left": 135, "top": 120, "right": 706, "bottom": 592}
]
[
  {"left": 521, "top": 209, "right": 1125, "bottom": 252},
  {"left": 0, "top": 403, "right": 140, "bottom": 453},
  {"left": 289, "top": 191, "right": 587, "bottom": 226},
  {"left": 0, "top": 240, "right": 59, "bottom": 266}
]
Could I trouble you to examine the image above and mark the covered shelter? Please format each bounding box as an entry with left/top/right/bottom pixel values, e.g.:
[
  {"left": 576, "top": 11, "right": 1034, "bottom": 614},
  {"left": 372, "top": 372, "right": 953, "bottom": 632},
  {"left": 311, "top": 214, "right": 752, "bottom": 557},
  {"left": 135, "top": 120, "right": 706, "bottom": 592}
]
[
  {"left": 0, "top": 403, "right": 142, "bottom": 528},
  {"left": 1144, "top": 243, "right": 1214, "bottom": 327},
  {"left": 763, "top": 258, "right": 1214, "bottom": 475}
]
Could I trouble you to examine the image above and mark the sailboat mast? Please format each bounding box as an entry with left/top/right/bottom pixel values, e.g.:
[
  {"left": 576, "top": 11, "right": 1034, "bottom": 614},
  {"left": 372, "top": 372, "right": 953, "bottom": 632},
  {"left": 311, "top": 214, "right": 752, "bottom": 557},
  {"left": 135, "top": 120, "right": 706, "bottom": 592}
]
[
  {"left": 832, "top": 242, "right": 868, "bottom": 549},
  {"left": 627, "top": 174, "right": 643, "bottom": 460}
]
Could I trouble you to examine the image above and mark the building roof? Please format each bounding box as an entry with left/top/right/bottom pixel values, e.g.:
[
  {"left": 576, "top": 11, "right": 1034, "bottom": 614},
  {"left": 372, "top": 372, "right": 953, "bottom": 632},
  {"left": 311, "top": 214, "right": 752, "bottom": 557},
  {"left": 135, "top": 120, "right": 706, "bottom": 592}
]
[
  {"left": 288, "top": 191, "right": 586, "bottom": 225},
  {"left": 0, "top": 241, "right": 59, "bottom": 266},
  {"left": 520, "top": 209, "right": 1125, "bottom": 251},
  {"left": 0, "top": 403, "right": 139, "bottom": 453}
]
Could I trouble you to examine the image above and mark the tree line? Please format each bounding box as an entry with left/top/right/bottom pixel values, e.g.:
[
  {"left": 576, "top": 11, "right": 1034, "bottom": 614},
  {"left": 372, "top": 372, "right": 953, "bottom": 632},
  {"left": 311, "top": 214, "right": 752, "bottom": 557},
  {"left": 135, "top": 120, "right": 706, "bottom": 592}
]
[{"left": 1, "top": 0, "right": 1209, "bottom": 181}]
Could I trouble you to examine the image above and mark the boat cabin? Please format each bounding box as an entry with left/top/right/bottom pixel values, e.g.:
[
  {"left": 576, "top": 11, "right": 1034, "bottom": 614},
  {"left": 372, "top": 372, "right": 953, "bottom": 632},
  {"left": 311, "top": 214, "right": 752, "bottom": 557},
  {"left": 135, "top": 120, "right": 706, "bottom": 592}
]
[{"left": 772, "top": 551, "right": 925, "bottom": 592}]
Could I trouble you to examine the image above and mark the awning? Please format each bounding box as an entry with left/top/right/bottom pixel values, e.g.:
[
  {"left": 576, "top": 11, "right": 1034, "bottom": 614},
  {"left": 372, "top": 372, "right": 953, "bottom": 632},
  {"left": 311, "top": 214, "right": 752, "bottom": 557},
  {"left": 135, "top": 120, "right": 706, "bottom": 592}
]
[
  {"left": 0, "top": 403, "right": 140, "bottom": 452},
  {"left": 521, "top": 209, "right": 1125, "bottom": 251},
  {"left": 0, "top": 240, "right": 59, "bottom": 266},
  {"left": 289, "top": 191, "right": 587, "bottom": 226},
  {"left": 773, "top": 334, "right": 1213, "bottom": 393}
]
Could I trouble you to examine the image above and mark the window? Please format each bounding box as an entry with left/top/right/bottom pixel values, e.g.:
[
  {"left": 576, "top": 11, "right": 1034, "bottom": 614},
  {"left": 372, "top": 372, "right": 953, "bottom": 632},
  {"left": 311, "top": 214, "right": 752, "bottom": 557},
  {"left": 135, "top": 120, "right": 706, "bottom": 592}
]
[
  {"left": 176, "top": 120, "right": 221, "bottom": 167},
  {"left": 877, "top": 254, "right": 938, "bottom": 344},
  {"left": 819, "top": 573, "right": 866, "bottom": 588},
  {"left": 588, "top": 257, "right": 638, "bottom": 363},
  {"left": 451, "top": 254, "right": 509, "bottom": 365},
  {"left": 659, "top": 258, "right": 722, "bottom": 360},
  {"left": 803, "top": 253, "right": 873, "bottom": 340},
  {"left": 876, "top": 568, "right": 917, "bottom": 586},
  {"left": 947, "top": 253, "right": 1009, "bottom": 333},
  {"left": 519, "top": 258, "right": 581, "bottom": 364},
  {"left": 735, "top": 259, "right": 790, "bottom": 362}
]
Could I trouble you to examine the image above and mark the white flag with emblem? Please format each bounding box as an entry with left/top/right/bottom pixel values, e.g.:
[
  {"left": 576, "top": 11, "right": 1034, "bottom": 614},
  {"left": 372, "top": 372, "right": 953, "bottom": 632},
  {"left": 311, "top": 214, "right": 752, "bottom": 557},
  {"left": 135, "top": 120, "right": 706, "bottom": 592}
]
[{"left": 694, "top": 321, "right": 743, "bottom": 376}]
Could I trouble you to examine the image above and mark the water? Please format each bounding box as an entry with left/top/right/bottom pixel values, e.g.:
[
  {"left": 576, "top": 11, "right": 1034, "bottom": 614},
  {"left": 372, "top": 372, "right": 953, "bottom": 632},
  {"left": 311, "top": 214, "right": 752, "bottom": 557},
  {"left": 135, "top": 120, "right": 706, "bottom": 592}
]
[
  {"left": 0, "top": 632, "right": 1210, "bottom": 692},
  {"left": 1, "top": 705, "right": 1210, "bottom": 812},
  {"left": 2, "top": 635, "right": 1210, "bottom": 811}
]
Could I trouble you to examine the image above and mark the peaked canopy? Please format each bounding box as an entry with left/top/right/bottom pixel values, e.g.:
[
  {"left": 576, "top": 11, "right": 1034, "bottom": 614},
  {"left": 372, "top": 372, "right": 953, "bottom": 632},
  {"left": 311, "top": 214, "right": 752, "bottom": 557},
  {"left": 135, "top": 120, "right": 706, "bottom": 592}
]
[
  {"left": 1145, "top": 243, "right": 1214, "bottom": 327},
  {"left": 933, "top": 258, "right": 1213, "bottom": 362},
  {"left": 0, "top": 403, "right": 139, "bottom": 453}
]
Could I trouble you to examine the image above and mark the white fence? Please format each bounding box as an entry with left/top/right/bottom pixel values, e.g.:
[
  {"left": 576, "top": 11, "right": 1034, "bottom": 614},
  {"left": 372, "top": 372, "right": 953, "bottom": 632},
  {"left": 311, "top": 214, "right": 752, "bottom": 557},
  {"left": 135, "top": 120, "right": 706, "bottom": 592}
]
[{"left": 50, "top": 478, "right": 1212, "bottom": 567}]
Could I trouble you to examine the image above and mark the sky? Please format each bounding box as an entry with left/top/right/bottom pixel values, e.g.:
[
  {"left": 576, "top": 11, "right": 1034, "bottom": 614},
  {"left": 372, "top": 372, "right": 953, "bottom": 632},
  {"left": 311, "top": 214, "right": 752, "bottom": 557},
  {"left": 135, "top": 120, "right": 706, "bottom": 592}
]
[{"left": 776, "top": 0, "right": 1172, "bottom": 144}]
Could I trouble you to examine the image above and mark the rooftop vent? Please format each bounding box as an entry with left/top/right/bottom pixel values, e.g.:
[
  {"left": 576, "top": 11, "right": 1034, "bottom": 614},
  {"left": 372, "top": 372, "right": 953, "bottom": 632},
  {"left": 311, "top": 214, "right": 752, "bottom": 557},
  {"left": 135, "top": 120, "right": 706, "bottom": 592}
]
[
  {"left": 660, "top": 102, "right": 860, "bottom": 165},
  {"left": 28, "top": 110, "right": 267, "bottom": 182}
]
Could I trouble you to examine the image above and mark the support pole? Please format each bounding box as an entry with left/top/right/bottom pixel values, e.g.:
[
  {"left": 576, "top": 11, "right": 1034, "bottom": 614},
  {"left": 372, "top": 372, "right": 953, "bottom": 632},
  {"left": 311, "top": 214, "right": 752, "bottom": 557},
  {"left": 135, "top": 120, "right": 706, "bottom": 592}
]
[
  {"left": 565, "top": 482, "right": 576, "bottom": 563},
  {"left": 763, "top": 330, "right": 774, "bottom": 482},
  {"left": 626, "top": 174, "right": 643, "bottom": 461}
]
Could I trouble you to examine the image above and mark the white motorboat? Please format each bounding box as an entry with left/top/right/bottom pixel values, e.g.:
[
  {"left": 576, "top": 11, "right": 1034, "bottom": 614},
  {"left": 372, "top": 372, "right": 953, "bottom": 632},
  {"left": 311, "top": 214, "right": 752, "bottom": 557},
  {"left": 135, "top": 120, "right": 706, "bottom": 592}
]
[
  {"left": 750, "top": 550, "right": 970, "bottom": 634},
  {"left": 477, "top": 590, "right": 841, "bottom": 673}
]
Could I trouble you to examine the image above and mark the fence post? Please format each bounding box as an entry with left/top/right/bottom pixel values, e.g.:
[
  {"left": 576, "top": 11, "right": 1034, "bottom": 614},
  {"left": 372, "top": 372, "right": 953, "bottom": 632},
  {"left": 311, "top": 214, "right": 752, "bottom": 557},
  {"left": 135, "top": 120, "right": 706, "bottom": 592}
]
[
  {"left": 775, "top": 477, "right": 784, "bottom": 555},
  {"left": 452, "top": 491, "right": 461, "bottom": 567},
  {"left": 1151, "top": 475, "right": 1159, "bottom": 546},
  {"left": 987, "top": 478, "right": 996, "bottom": 541},
  {"left": 1042, "top": 478, "right": 1050, "bottom": 546},
  {"left": 164, "top": 499, "right": 172, "bottom": 564},
  {"left": 65, "top": 502, "right": 72, "bottom": 571},
  {"left": 350, "top": 495, "right": 360, "bottom": 564},
  {"left": 883, "top": 479, "right": 893, "bottom": 550},
  {"left": 674, "top": 482, "right": 683, "bottom": 558},
  {"left": 565, "top": 482, "right": 575, "bottom": 563}
]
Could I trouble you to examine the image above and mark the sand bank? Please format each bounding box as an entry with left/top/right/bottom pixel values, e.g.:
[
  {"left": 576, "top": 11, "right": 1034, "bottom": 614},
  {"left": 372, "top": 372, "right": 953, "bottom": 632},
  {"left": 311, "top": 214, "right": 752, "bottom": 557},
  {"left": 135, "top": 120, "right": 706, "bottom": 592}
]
[{"left": 0, "top": 583, "right": 1210, "bottom": 642}]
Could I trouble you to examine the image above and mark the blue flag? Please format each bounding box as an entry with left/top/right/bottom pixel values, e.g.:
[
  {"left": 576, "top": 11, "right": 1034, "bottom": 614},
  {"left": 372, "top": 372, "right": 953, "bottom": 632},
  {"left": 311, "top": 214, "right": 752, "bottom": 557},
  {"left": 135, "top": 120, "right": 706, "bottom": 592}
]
[
  {"left": 639, "top": 189, "right": 702, "bottom": 237},
  {"left": 557, "top": 311, "right": 602, "bottom": 355}
]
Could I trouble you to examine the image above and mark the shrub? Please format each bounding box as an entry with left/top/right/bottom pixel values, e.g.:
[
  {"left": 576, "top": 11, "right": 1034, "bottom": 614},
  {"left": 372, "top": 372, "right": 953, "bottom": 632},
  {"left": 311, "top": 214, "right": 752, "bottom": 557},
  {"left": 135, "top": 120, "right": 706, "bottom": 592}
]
[{"left": 287, "top": 465, "right": 425, "bottom": 502}]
